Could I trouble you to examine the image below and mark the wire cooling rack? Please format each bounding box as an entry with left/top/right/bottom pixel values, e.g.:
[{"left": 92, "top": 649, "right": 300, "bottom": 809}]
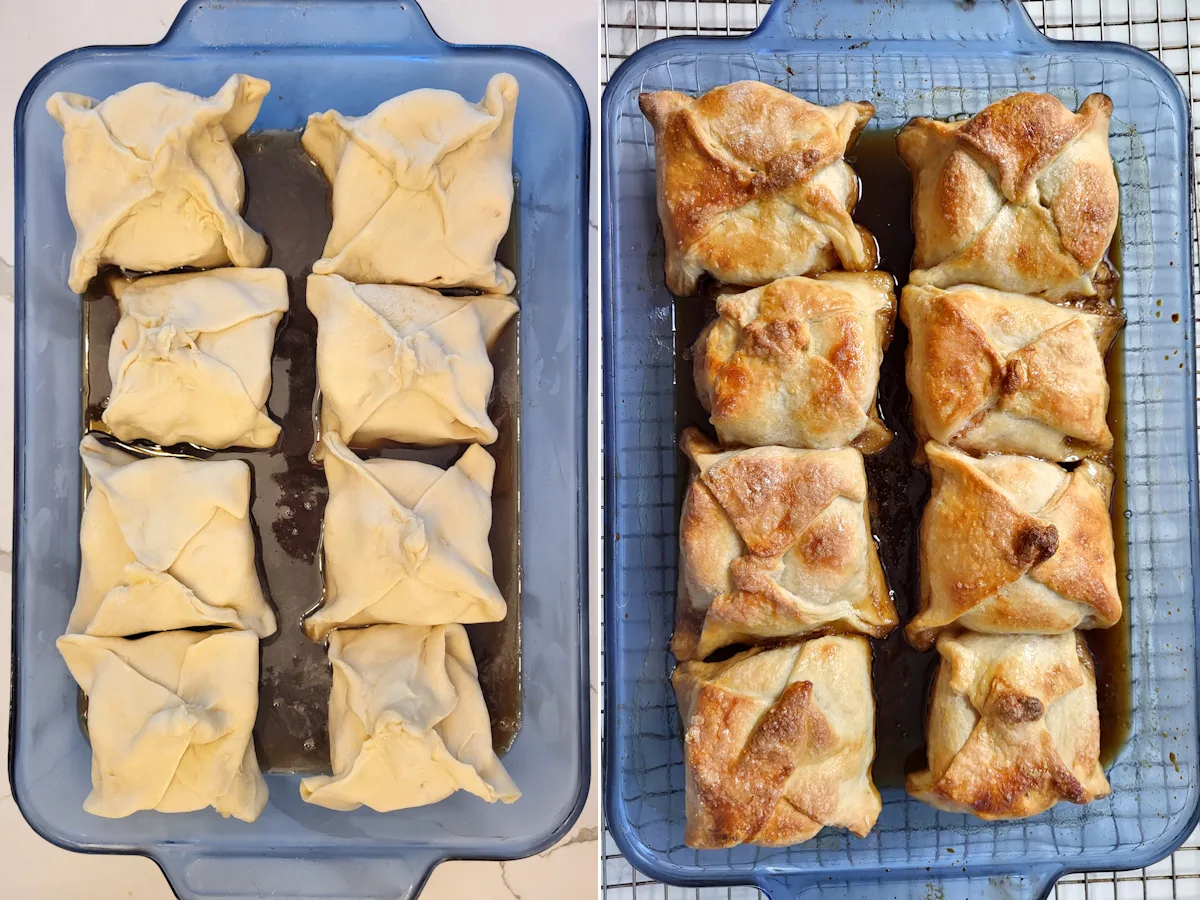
[{"left": 600, "top": 0, "right": 1200, "bottom": 897}]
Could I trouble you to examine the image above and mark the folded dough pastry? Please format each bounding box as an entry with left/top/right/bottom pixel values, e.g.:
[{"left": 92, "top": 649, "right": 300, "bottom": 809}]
[
  {"left": 639, "top": 82, "right": 876, "bottom": 297},
  {"left": 308, "top": 274, "right": 518, "bottom": 446},
  {"left": 907, "top": 631, "right": 1110, "bottom": 819},
  {"left": 673, "top": 428, "right": 895, "bottom": 661},
  {"left": 906, "top": 443, "right": 1120, "bottom": 650},
  {"left": 300, "top": 624, "right": 519, "bottom": 811},
  {"left": 57, "top": 630, "right": 268, "bottom": 821},
  {"left": 897, "top": 93, "right": 1118, "bottom": 299},
  {"left": 68, "top": 435, "right": 276, "bottom": 638},
  {"left": 303, "top": 73, "right": 518, "bottom": 292},
  {"left": 305, "top": 433, "right": 505, "bottom": 640},
  {"left": 902, "top": 283, "right": 1123, "bottom": 462},
  {"left": 673, "top": 635, "right": 880, "bottom": 848},
  {"left": 104, "top": 268, "right": 288, "bottom": 449},
  {"left": 46, "top": 74, "right": 269, "bottom": 293},
  {"left": 694, "top": 272, "right": 896, "bottom": 453}
]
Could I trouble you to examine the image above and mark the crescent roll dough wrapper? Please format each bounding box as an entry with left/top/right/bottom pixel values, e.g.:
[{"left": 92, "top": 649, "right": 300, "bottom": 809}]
[
  {"left": 308, "top": 274, "right": 517, "bottom": 446},
  {"left": 302, "top": 73, "right": 518, "bottom": 292},
  {"left": 300, "top": 624, "right": 520, "bottom": 811},
  {"left": 104, "top": 269, "right": 288, "bottom": 450},
  {"left": 305, "top": 433, "right": 505, "bottom": 640},
  {"left": 68, "top": 436, "right": 276, "bottom": 638},
  {"left": 46, "top": 74, "right": 269, "bottom": 293},
  {"left": 57, "top": 630, "right": 268, "bottom": 822}
]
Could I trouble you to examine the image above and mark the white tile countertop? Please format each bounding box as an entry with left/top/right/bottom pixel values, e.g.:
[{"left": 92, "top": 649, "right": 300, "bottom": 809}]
[{"left": 0, "top": 1, "right": 600, "bottom": 898}]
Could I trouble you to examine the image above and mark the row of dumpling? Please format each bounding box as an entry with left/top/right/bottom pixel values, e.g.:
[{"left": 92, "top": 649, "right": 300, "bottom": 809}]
[
  {"left": 898, "top": 93, "right": 1124, "bottom": 820},
  {"left": 640, "top": 81, "right": 899, "bottom": 849},
  {"left": 49, "top": 73, "right": 521, "bottom": 820}
]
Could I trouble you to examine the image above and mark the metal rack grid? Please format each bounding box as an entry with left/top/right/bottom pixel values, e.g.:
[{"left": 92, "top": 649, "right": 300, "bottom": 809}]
[{"left": 600, "top": 0, "right": 1200, "bottom": 897}]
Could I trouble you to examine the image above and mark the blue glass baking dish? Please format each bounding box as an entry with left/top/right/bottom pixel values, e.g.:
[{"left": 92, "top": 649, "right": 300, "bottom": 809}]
[
  {"left": 601, "top": 0, "right": 1198, "bottom": 897},
  {"left": 11, "top": 1, "right": 589, "bottom": 898}
]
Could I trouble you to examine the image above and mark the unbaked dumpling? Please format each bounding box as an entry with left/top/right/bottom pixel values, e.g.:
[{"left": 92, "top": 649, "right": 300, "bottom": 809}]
[
  {"left": 906, "top": 443, "right": 1120, "bottom": 649},
  {"left": 68, "top": 435, "right": 276, "bottom": 638},
  {"left": 46, "top": 74, "right": 270, "bottom": 293},
  {"left": 639, "top": 82, "right": 876, "bottom": 297},
  {"left": 303, "top": 73, "right": 518, "bottom": 292},
  {"left": 901, "top": 283, "right": 1123, "bottom": 462},
  {"left": 673, "top": 635, "right": 880, "bottom": 848},
  {"left": 57, "top": 630, "right": 268, "bottom": 821},
  {"left": 907, "top": 631, "right": 1110, "bottom": 819},
  {"left": 673, "top": 428, "right": 895, "bottom": 661},
  {"left": 694, "top": 271, "right": 895, "bottom": 453},
  {"left": 305, "top": 433, "right": 505, "bottom": 640},
  {"left": 104, "top": 268, "right": 288, "bottom": 450},
  {"left": 300, "top": 624, "right": 519, "bottom": 811},
  {"left": 897, "top": 93, "right": 1118, "bottom": 299},
  {"left": 308, "top": 274, "right": 517, "bottom": 446}
]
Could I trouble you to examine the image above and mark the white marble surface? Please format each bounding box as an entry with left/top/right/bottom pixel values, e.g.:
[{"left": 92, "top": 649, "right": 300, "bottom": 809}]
[{"left": 0, "top": 1, "right": 599, "bottom": 897}]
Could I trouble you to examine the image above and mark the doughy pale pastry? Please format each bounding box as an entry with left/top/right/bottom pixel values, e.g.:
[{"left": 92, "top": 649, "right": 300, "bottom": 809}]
[
  {"left": 57, "top": 630, "right": 268, "bottom": 821},
  {"left": 694, "top": 272, "right": 895, "bottom": 453},
  {"left": 902, "top": 283, "right": 1123, "bottom": 462},
  {"left": 673, "top": 428, "right": 894, "bottom": 661},
  {"left": 104, "top": 268, "right": 288, "bottom": 450},
  {"left": 673, "top": 635, "right": 880, "bottom": 848},
  {"left": 46, "top": 74, "right": 269, "bottom": 293},
  {"left": 308, "top": 274, "right": 517, "bottom": 447},
  {"left": 305, "top": 433, "right": 505, "bottom": 640},
  {"left": 639, "top": 82, "right": 876, "bottom": 297},
  {"left": 897, "top": 93, "right": 1118, "bottom": 299},
  {"left": 906, "top": 443, "right": 1120, "bottom": 650},
  {"left": 68, "top": 435, "right": 276, "bottom": 638},
  {"left": 907, "top": 631, "right": 1110, "bottom": 819},
  {"left": 300, "top": 624, "right": 519, "bottom": 811},
  {"left": 303, "top": 73, "right": 518, "bottom": 292}
]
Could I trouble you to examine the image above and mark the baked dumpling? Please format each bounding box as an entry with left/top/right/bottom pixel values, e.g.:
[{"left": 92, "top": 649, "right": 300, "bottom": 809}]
[
  {"left": 57, "top": 630, "right": 268, "bottom": 821},
  {"left": 300, "top": 624, "right": 519, "bottom": 811},
  {"left": 901, "top": 283, "right": 1123, "bottom": 462},
  {"left": 673, "top": 428, "right": 894, "bottom": 661},
  {"left": 308, "top": 274, "right": 518, "bottom": 447},
  {"left": 906, "top": 443, "right": 1120, "bottom": 650},
  {"left": 898, "top": 93, "right": 1118, "bottom": 299},
  {"left": 303, "top": 73, "right": 518, "bottom": 293},
  {"left": 46, "top": 75, "right": 269, "bottom": 293},
  {"left": 639, "top": 82, "right": 876, "bottom": 297},
  {"left": 305, "top": 433, "right": 505, "bottom": 640},
  {"left": 673, "top": 635, "right": 880, "bottom": 848},
  {"left": 104, "top": 268, "right": 288, "bottom": 450},
  {"left": 694, "top": 271, "right": 895, "bottom": 453},
  {"left": 907, "top": 631, "right": 1110, "bottom": 819},
  {"left": 68, "top": 436, "right": 276, "bottom": 638}
]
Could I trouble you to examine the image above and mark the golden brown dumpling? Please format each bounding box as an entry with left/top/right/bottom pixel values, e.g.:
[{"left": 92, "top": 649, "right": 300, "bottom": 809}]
[
  {"left": 907, "top": 631, "right": 1110, "bottom": 820},
  {"left": 639, "top": 82, "right": 876, "bottom": 297},
  {"left": 898, "top": 93, "right": 1118, "bottom": 299},
  {"left": 694, "top": 272, "right": 895, "bottom": 453},
  {"left": 673, "top": 635, "right": 880, "bottom": 848},
  {"left": 906, "top": 443, "right": 1121, "bottom": 650},
  {"left": 901, "top": 283, "right": 1123, "bottom": 462},
  {"left": 673, "top": 428, "right": 895, "bottom": 661}
]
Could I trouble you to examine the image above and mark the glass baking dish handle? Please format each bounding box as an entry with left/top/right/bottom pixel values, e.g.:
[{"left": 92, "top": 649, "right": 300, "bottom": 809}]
[
  {"left": 155, "top": 848, "right": 443, "bottom": 900},
  {"left": 759, "top": 867, "right": 1060, "bottom": 900},
  {"left": 753, "top": 0, "right": 1048, "bottom": 45},
  {"left": 158, "top": 0, "right": 445, "bottom": 51}
]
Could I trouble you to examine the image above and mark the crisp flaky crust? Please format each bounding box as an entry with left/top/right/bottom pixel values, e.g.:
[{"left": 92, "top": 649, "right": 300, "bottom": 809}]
[
  {"left": 639, "top": 82, "right": 877, "bottom": 297},
  {"left": 694, "top": 271, "right": 896, "bottom": 453},
  {"left": 906, "top": 443, "right": 1121, "bottom": 650},
  {"left": 907, "top": 631, "right": 1110, "bottom": 819},
  {"left": 673, "top": 428, "right": 895, "bottom": 661},
  {"left": 901, "top": 283, "right": 1123, "bottom": 462},
  {"left": 897, "top": 93, "right": 1118, "bottom": 299},
  {"left": 673, "top": 636, "right": 880, "bottom": 848}
]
